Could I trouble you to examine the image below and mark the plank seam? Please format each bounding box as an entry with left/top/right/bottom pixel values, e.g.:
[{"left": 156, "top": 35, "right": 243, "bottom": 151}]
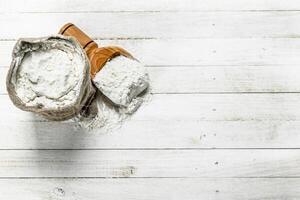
[
  {"left": 0, "top": 148, "right": 300, "bottom": 150},
  {"left": 3, "top": 10, "right": 300, "bottom": 14},
  {"left": 4, "top": 92, "right": 300, "bottom": 96},
  {"left": 0, "top": 176, "right": 298, "bottom": 179},
  {"left": 3, "top": 36, "right": 300, "bottom": 41}
]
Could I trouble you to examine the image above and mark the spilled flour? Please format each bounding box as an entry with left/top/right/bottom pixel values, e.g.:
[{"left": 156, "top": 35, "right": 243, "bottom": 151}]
[{"left": 76, "top": 56, "right": 151, "bottom": 131}]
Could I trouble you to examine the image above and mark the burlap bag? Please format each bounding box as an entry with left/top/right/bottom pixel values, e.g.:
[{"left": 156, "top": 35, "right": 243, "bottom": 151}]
[{"left": 6, "top": 35, "right": 96, "bottom": 121}]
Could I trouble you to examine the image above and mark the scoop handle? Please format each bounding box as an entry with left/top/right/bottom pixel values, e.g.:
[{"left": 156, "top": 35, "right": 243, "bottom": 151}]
[
  {"left": 59, "top": 23, "right": 135, "bottom": 79},
  {"left": 59, "top": 23, "right": 98, "bottom": 55}
]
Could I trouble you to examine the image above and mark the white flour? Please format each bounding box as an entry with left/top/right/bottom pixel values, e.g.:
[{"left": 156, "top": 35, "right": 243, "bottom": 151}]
[
  {"left": 76, "top": 90, "right": 151, "bottom": 132},
  {"left": 93, "top": 56, "right": 149, "bottom": 107},
  {"left": 13, "top": 42, "right": 149, "bottom": 131},
  {"left": 15, "top": 46, "right": 84, "bottom": 109},
  {"left": 77, "top": 56, "right": 150, "bottom": 131}
]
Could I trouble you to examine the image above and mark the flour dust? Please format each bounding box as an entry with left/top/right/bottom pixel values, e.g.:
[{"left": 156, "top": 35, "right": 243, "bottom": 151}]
[{"left": 75, "top": 56, "right": 151, "bottom": 132}]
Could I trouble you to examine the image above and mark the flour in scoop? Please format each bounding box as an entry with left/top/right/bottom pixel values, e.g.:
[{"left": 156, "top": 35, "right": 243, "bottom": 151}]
[
  {"left": 77, "top": 56, "right": 151, "bottom": 131},
  {"left": 93, "top": 56, "right": 149, "bottom": 108}
]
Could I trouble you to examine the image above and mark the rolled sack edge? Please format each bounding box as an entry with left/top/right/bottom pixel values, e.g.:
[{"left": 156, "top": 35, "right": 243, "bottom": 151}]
[{"left": 6, "top": 34, "right": 96, "bottom": 121}]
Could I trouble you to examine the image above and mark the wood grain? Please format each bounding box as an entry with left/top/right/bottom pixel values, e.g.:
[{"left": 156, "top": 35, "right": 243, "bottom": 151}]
[
  {"left": 2, "top": 39, "right": 300, "bottom": 67},
  {"left": 2, "top": 93, "right": 300, "bottom": 149},
  {"left": 0, "top": 149, "right": 299, "bottom": 178},
  {"left": 3, "top": 93, "right": 300, "bottom": 122},
  {"left": 1, "top": 120, "right": 300, "bottom": 149},
  {"left": 1, "top": 12, "right": 300, "bottom": 39},
  {"left": 0, "top": 178, "right": 299, "bottom": 200},
  {"left": 1, "top": 0, "right": 300, "bottom": 198},
  {"left": 2, "top": 0, "right": 300, "bottom": 12}
]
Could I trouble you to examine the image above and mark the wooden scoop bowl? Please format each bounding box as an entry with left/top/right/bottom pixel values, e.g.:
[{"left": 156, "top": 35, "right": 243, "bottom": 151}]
[{"left": 59, "top": 23, "right": 135, "bottom": 78}]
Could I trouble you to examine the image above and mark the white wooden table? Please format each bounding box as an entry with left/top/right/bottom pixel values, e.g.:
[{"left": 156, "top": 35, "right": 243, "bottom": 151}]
[{"left": 1, "top": 0, "right": 300, "bottom": 199}]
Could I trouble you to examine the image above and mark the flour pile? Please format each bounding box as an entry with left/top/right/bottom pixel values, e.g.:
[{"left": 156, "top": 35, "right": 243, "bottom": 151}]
[
  {"left": 77, "top": 56, "right": 150, "bottom": 131},
  {"left": 15, "top": 48, "right": 84, "bottom": 108},
  {"left": 7, "top": 36, "right": 95, "bottom": 121}
]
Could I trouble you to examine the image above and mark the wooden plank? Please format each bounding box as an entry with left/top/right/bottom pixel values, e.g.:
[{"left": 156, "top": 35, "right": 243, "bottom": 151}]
[
  {"left": 3, "top": 93, "right": 300, "bottom": 122},
  {"left": 0, "top": 178, "right": 299, "bottom": 199},
  {"left": 1, "top": 12, "right": 300, "bottom": 39},
  {"left": 2, "top": 120, "right": 300, "bottom": 149},
  {"left": 0, "top": 41, "right": 13, "bottom": 66},
  {"left": 2, "top": 66, "right": 300, "bottom": 94},
  {"left": 0, "top": 149, "right": 299, "bottom": 177},
  {"left": 2, "top": 0, "right": 300, "bottom": 12},
  {"left": 2, "top": 38, "right": 300, "bottom": 67}
]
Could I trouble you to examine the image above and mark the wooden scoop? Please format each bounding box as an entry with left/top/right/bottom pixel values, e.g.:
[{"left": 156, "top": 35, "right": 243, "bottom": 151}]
[{"left": 59, "top": 23, "right": 135, "bottom": 78}]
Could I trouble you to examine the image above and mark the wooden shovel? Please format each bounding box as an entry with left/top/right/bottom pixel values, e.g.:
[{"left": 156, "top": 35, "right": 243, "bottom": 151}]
[{"left": 59, "top": 23, "right": 135, "bottom": 78}]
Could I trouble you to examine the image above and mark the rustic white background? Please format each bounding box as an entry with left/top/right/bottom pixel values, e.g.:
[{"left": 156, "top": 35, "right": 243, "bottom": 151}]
[{"left": 1, "top": 0, "right": 300, "bottom": 199}]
